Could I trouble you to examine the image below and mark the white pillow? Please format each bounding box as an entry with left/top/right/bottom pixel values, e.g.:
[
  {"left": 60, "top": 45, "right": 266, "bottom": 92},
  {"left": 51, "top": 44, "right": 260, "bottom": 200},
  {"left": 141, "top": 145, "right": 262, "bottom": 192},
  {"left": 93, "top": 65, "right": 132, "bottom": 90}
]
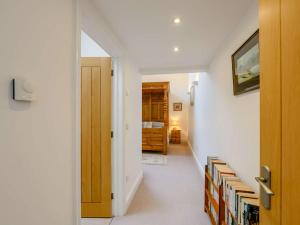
[
  {"left": 152, "top": 122, "right": 164, "bottom": 128},
  {"left": 143, "top": 122, "right": 152, "bottom": 128}
]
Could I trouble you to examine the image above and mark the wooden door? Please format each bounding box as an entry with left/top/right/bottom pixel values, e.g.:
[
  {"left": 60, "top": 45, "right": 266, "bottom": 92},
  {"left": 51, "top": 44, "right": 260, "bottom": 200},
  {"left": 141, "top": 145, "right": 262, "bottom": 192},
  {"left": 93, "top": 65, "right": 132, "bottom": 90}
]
[
  {"left": 81, "top": 57, "right": 112, "bottom": 218},
  {"left": 260, "top": 0, "right": 300, "bottom": 224},
  {"left": 260, "top": 0, "right": 281, "bottom": 224},
  {"left": 281, "top": 0, "right": 300, "bottom": 223}
]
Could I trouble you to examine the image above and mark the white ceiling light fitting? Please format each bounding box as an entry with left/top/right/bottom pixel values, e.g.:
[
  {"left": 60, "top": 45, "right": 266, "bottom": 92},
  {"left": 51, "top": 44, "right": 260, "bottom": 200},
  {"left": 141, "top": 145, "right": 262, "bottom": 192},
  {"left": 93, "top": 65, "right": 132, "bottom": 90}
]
[
  {"left": 173, "top": 46, "right": 179, "bottom": 52},
  {"left": 173, "top": 17, "right": 181, "bottom": 24},
  {"left": 173, "top": 18, "right": 181, "bottom": 53}
]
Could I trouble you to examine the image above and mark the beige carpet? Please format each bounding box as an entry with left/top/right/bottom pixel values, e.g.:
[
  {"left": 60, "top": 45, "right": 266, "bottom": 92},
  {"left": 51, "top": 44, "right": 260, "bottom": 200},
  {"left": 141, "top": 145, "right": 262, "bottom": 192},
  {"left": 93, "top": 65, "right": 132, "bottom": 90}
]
[{"left": 111, "top": 144, "right": 211, "bottom": 225}]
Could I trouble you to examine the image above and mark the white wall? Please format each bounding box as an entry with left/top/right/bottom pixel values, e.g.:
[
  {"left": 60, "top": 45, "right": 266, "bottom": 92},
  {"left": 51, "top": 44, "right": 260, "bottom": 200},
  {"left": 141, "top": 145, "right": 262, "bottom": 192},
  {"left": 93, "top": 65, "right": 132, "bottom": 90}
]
[
  {"left": 142, "top": 74, "right": 190, "bottom": 142},
  {"left": 123, "top": 58, "right": 143, "bottom": 209},
  {"left": 80, "top": 0, "right": 142, "bottom": 215},
  {"left": 188, "top": 2, "right": 259, "bottom": 190},
  {"left": 0, "top": 1, "right": 75, "bottom": 225},
  {"left": 81, "top": 31, "right": 110, "bottom": 57}
]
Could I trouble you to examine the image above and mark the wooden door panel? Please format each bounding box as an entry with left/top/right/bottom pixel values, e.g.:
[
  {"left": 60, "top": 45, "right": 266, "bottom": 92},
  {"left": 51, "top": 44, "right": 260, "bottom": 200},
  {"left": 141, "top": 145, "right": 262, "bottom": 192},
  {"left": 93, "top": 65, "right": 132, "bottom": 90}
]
[
  {"left": 91, "top": 67, "right": 101, "bottom": 203},
  {"left": 151, "top": 103, "right": 164, "bottom": 121},
  {"left": 281, "top": 0, "right": 300, "bottom": 223},
  {"left": 81, "top": 57, "right": 112, "bottom": 218},
  {"left": 100, "top": 57, "right": 112, "bottom": 208},
  {"left": 260, "top": 0, "right": 282, "bottom": 224},
  {"left": 260, "top": 0, "right": 300, "bottom": 224},
  {"left": 142, "top": 94, "right": 151, "bottom": 121},
  {"left": 81, "top": 67, "right": 92, "bottom": 203}
]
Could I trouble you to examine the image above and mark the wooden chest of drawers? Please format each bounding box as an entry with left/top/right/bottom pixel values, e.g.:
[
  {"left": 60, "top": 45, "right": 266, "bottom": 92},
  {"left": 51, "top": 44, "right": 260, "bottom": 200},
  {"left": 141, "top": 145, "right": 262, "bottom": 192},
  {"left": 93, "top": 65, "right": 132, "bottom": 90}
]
[{"left": 170, "top": 129, "right": 181, "bottom": 144}]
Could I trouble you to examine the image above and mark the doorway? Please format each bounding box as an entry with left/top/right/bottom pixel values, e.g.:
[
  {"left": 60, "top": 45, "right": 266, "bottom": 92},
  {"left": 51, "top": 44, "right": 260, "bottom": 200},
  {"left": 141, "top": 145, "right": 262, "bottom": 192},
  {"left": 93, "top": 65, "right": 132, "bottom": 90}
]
[
  {"left": 79, "top": 31, "right": 115, "bottom": 223},
  {"left": 81, "top": 57, "right": 112, "bottom": 218}
]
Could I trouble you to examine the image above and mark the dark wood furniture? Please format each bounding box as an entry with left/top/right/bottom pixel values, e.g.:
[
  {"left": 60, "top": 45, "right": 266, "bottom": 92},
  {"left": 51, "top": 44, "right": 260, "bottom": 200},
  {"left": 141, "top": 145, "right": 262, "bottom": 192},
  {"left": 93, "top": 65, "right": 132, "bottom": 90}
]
[
  {"left": 170, "top": 129, "right": 181, "bottom": 144},
  {"left": 142, "top": 82, "right": 169, "bottom": 154},
  {"left": 142, "top": 82, "right": 169, "bottom": 124}
]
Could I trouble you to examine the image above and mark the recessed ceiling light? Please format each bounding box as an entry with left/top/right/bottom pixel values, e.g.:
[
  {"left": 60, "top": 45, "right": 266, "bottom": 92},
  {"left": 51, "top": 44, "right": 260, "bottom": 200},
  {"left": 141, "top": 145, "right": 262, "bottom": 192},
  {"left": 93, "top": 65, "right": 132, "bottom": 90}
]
[
  {"left": 174, "top": 17, "right": 181, "bottom": 24},
  {"left": 173, "top": 47, "right": 179, "bottom": 52}
]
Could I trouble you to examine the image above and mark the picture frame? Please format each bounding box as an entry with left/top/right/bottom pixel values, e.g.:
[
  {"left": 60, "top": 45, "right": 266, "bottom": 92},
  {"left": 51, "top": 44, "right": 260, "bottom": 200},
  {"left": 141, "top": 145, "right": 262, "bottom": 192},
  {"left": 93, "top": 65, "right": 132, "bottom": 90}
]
[
  {"left": 173, "top": 102, "right": 182, "bottom": 111},
  {"left": 232, "top": 30, "right": 260, "bottom": 95}
]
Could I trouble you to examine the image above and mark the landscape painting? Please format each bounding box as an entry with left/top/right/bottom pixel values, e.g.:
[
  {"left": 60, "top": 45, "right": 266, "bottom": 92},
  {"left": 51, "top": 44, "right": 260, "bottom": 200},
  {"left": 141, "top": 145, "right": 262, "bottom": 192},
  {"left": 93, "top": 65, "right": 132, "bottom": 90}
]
[{"left": 232, "top": 30, "right": 259, "bottom": 95}]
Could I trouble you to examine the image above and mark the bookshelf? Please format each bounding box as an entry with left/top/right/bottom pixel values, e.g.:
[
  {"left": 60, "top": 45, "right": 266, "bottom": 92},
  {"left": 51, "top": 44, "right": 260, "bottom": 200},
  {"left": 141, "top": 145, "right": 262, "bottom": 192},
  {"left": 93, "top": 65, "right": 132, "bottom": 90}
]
[
  {"left": 204, "top": 160, "right": 259, "bottom": 225},
  {"left": 224, "top": 200, "right": 239, "bottom": 225},
  {"left": 205, "top": 165, "right": 225, "bottom": 225}
]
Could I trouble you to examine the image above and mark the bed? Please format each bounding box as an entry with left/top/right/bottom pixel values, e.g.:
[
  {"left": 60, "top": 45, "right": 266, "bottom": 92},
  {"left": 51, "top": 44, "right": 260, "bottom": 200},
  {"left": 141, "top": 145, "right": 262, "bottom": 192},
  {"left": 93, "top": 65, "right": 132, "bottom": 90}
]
[
  {"left": 142, "top": 124, "right": 167, "bottom": 155},
  {"left": 142, "top": 82, "right": 169, "bottom": 155}
]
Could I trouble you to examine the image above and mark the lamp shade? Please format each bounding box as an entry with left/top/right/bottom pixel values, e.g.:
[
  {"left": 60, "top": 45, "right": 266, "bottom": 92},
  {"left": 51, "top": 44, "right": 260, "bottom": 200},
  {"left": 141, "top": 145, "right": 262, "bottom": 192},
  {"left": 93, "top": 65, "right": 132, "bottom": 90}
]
[{"left": 170, "top": 120, "right": 179, "bottom": 127}]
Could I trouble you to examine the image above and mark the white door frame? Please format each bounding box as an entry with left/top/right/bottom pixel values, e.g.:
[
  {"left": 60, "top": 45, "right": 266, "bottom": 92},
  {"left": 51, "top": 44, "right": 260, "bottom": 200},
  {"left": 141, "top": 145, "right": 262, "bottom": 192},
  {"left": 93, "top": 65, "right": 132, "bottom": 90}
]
[
  {"left": 111, "top": 58, "right": 126, "bottom": 216},
  {"left": 73, "top": 1, "right": 126, "bottom": 224},
  {"left": 73, "top": 1, "right": 81, "bottom": 225}
]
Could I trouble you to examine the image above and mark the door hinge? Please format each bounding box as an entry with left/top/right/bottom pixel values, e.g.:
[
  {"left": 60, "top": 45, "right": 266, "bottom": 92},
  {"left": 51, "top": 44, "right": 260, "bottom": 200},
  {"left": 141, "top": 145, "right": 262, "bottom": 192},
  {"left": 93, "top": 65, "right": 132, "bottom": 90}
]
[
  {"left": 111, "top": 70, "right": 114, "bottom": 76},
  {"left": 111, "top": 193, "right": 114, "bottom": 199},
  {"left": 111, "top": 131, "right": 114, "bottom": 138}
]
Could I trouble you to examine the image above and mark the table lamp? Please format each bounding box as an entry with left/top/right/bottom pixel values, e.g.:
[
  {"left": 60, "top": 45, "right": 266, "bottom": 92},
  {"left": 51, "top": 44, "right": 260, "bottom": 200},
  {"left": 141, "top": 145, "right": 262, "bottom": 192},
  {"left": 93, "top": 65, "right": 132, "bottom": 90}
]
[{"left": 170, "top": 119, "right": 179, "bottom": 130}]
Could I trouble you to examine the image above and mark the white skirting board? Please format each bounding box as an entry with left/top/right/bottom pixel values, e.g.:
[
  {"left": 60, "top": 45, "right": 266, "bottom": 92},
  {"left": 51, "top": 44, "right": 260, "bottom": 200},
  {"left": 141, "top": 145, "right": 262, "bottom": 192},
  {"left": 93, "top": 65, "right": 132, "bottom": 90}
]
[
  {"left": 124, "top": 170, "right": 143, "bottom": 214},
  {"left": 188, "top": 142, "right": 205, "bottom": 178}
]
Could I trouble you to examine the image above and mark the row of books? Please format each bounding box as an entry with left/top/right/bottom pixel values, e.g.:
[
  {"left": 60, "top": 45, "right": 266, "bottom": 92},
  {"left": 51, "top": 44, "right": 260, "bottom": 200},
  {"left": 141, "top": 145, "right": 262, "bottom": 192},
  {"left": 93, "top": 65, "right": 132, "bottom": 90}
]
[{"left": 207, "top": 156, "right": 259, "bottom": 225}]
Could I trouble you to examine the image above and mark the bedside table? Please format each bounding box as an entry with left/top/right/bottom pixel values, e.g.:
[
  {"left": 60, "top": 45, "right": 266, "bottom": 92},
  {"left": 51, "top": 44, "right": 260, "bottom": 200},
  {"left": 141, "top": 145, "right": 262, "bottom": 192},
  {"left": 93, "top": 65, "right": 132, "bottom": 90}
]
[{"left": 170, "top": 129, "right": 181, "bottom": 144}]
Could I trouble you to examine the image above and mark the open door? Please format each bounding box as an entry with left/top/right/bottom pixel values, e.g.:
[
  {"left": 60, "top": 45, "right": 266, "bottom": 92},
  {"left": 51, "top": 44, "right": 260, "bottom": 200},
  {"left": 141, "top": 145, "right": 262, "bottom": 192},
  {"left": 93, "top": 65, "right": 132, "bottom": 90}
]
[
  {"left": 81, "top": 57, "right": 112, "bottom": 218},
  {"left": 260, "top": 0, "right": 300, "bottom": 224}
]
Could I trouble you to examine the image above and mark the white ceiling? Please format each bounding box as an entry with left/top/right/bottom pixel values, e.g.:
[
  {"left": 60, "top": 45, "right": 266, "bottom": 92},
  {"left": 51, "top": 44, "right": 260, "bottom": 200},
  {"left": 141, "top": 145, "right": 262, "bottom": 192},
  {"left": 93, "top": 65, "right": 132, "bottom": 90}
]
[{"left": 92, "top": 0, "right": 254, "bottom": 73}]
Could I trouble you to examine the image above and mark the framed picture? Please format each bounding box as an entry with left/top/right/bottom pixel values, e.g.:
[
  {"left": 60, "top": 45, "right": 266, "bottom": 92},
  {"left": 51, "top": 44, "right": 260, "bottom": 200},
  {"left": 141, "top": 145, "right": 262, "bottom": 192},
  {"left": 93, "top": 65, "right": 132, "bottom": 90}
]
[
  {"left": 173, "top": 103, "right": 182, "bottom": 111},
  {"left": 232, "top": 30, "right": 260, "bottom": 95}
]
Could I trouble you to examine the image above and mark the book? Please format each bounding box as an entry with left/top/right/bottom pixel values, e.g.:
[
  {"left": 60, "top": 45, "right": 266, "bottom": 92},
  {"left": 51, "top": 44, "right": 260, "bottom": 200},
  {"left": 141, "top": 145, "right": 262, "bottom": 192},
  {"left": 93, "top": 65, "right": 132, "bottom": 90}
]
[
  {"left": 223, "top": 176, "right": 240, "bottom": 201},
  {"left": 236, "top": 193, "right": 259, "bottom": 224},
  {"left": 207, "top": 157, "right": 219, "bottom": 194},
  {"left": 205, "top": 157, "right": 260, "bottom": 225},
  {"left": 208, "top": 159, "right": 226, "bottom": 198},
  {"left": 241, "top": 198, "right": 259, "bottom": 225},
  {"left": 209, "top": 159, "right": 226, "bottom": 183},
  {"left": 229, "top": 184, "right": 254, "bottom": 219},
  {"left": 207, "top": 156, "right": 218, "bottom": 176},
  {"left": 225, "top": 180, "right": 243, "bottom": 204},
  {"left": 214, "top": 164, "right": 235, "bottom": 186}
]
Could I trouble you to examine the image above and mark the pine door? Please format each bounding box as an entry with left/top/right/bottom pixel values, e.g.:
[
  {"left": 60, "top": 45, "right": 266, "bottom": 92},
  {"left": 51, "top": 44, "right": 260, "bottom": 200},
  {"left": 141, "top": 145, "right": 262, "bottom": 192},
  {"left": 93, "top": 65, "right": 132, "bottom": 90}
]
[
  {"left": 260, "top": 0, "right": 300, "bottom": 224},
  {"left": 81, "top": 57, "right": 112, "bottom": 218}
]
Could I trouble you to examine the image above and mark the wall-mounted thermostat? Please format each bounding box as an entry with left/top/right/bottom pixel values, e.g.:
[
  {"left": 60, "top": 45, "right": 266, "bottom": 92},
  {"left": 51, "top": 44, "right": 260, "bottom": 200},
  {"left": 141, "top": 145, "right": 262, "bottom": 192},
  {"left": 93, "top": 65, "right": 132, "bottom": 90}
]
[{"left": 13, "top": 78, "right": 36, "bottom": 101}]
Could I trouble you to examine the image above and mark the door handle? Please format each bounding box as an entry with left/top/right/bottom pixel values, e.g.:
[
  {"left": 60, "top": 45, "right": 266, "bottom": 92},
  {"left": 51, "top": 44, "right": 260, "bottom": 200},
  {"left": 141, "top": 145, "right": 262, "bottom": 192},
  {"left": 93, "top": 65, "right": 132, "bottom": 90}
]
[
  {"left": 255, "top": 177, "right": 274, "bottom": 196},
  {"left": 256, "top": 165, "right": 273, "bottom": 209}
]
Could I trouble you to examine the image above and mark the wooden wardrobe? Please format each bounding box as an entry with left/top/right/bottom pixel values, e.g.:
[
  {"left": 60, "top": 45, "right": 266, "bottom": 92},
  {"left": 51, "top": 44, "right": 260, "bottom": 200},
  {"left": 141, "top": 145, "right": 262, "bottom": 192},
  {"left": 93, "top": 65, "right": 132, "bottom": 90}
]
[{"left": 142, "top": 82, "right": 169, "bottom": 154}]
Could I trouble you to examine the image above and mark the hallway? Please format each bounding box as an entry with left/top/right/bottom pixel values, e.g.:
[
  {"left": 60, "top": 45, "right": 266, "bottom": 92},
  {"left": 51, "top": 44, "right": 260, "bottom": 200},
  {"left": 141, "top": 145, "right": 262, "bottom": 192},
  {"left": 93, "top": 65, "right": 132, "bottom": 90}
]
[
  {"left": 83, "top": 144, "right": 210, "bottom": 225},
  {"left": 115, "top": 144, "right": 210, "bottom": 225}
]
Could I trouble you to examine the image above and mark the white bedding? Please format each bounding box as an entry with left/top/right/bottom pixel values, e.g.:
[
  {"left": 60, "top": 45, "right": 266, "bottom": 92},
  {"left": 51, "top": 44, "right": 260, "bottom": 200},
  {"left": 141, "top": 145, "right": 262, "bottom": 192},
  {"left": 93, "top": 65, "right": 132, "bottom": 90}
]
[{"left": 142, "top": 121, "right": 164, "bottom": 128}]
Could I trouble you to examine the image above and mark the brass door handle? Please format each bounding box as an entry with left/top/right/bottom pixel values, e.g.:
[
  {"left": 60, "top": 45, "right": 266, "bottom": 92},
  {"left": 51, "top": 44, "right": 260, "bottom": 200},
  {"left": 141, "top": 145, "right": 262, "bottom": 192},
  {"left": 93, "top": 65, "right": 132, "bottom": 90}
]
[{"left": 255, "top": 177, "right": 274, "bottom": 196}]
